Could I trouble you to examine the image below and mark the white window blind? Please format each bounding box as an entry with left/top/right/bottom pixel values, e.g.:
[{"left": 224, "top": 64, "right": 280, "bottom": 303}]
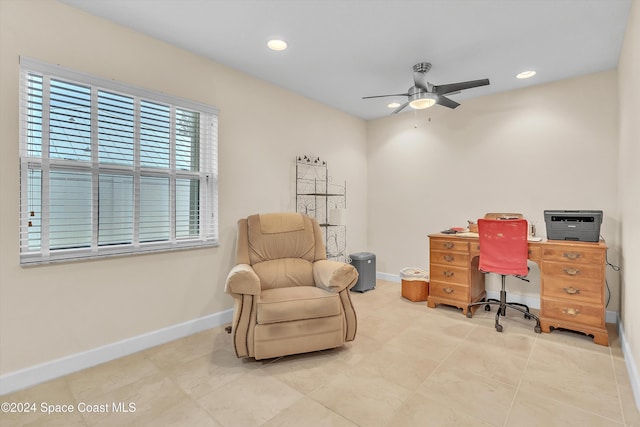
[{"left": 19, "top": 58, "right": 218, "bottom": 265}]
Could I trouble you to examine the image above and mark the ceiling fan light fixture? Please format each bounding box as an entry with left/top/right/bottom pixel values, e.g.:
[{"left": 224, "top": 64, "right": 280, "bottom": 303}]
[
  {"left": 408, "top": 89, "right": 436, "bottom": 109},
  {"left": 409, "top": 98, "right": 436, "bottom": 109},
  {"left": 267, "top": 39, "right": 288, "bottom": 51}
]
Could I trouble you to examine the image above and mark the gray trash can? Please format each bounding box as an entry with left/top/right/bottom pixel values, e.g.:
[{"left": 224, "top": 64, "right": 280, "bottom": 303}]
[{"left": 349, "top": 252, "right": 376, "bottom": 292}]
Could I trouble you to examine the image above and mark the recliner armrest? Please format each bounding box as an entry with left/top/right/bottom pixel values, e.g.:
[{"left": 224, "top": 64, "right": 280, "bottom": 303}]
[
  {"left": 225, "top": 264, "right": 261, "bottom": 295},
  {"left": 313, "top": 260, "right": 358, "bottom": 293}
]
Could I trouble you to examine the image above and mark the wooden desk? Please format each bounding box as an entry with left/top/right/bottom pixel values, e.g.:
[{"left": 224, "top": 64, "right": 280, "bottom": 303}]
[{"left": 428, "top": 233, "right": 609, "bottom": 346}]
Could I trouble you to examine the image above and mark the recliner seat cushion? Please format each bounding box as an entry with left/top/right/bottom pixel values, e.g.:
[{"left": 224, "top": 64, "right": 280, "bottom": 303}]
[{"left": 257, "top": 286, "right": 341, "bottom": 324}]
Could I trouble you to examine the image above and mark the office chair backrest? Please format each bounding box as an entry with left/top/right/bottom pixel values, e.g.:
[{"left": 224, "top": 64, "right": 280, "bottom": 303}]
[{"left": 478, "top": 218, "right": 529, "bottom": 276}]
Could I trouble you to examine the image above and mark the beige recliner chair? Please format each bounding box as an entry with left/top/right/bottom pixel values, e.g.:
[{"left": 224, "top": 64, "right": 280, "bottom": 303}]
[{"left": 225, "top": 212, "right": 358, "bottom": 360}]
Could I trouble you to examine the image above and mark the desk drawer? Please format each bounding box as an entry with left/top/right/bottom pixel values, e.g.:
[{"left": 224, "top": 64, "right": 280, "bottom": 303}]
[
  {"left": 430, "top": 264, "right": 469, "bottom": 285},
  {"left": 542, "top": 278, "right": 602, "bottom": 304},
  {"left": 431, "top": 250, "right": 469, "bottom": 267},
  {"left": 430, "top": 238, "right": 469, "bottom": 253},
  {"left": 527, "top": 246, "right": 542, "bottom": 262},
  {"left": 541, "top": 298, "right": 604, "bottom": 328},
  {"left": 541, "top": 261, "right": 603, "bottom": 282},
  {"left": 470, "top": 242, "right": 481, "bottom": 257},
  {"left": 542, "top": 247, "right": 604, "bottom": 264},
  {"left": 429, "top": 281, "right": 469, "bottom": 302}
]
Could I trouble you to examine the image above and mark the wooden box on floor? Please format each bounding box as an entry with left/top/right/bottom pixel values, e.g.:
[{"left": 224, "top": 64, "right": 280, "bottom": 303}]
[{"left": 401, "top": 279, "right": 429, "bottom": 302}]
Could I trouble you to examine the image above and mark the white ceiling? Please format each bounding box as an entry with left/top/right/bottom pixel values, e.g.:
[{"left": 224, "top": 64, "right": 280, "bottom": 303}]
[{"left": 60, "top": 0, "right": 632, "bottom": 120}]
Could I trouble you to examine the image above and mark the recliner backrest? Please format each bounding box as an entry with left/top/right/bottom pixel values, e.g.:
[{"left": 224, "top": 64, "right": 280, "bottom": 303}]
[
  {"left": 247, "top": 213, "right": 317, "bottom": 264},
  {"left": 236, "top": 213, "right": 327, "bottom": 290}
]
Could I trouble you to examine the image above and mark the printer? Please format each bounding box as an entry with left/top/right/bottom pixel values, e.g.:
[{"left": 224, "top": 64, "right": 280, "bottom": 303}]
[{"left": 544, "top": 210, "right": 603, "bottom": 242}]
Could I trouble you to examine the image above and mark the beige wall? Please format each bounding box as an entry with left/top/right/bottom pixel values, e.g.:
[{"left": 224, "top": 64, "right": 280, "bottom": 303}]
[
  {"left": 0, "top": 0, "right": 367, "bottom": 375},
  {"left": 366, "top": 70, "right": 621, "bottom": 309},
  {"left": 619, "top": 0, "right": 640, "bottom": 399}
]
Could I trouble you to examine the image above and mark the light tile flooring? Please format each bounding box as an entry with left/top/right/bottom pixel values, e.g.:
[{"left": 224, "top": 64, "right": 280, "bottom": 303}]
[{"left": 2, "top": 280, "right": 639, "bottom": 426}]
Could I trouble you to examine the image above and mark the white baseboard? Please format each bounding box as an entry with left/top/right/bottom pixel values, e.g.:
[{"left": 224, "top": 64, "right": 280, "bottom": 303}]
[
  {"left": 0, "top": 309, "right": 234, "bottom": 396},
  {"left": 376, "top": 271, "right": 401, "bottom": 283},
  {"left": 619, "top": 320, "right": 640, "bottom": 411}
]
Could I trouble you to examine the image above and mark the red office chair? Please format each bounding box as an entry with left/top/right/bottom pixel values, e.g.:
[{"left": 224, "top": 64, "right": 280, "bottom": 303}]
[{"left": 467, "top": 218, "right": 542, "bottom": 333}]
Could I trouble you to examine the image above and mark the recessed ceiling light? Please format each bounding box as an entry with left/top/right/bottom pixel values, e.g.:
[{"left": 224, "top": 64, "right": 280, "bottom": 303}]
[
  {"left": 516, "top": 70, "right": 536, "bottom": 79},
  {"left": 387, "top": 102, "right": 401, "bottom": 108},
  {"left": 267, "top": 39, "right": 288, "bottom": 51}
]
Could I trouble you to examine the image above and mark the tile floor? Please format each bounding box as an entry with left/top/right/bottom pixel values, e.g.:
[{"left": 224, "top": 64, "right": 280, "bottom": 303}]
[{"left": 2, "top": 280, "right": 639, "bottom": 426}]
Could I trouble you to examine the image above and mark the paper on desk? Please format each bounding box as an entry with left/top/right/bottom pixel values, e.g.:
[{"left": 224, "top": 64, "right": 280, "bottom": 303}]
[{"left": 455, "top": 232, "right": 479, "bottom": 238}]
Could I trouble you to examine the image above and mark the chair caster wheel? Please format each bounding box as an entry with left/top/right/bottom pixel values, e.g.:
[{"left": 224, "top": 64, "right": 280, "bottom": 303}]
[
  {"left": 534, "top": 325, "right": 542, "bottom": 334},
  {"left": 466, "top": 311, "right": 472, "bottom": 319},
  {"left": 496, "top": 324, "right": 503, "bottom": 332},
  {"left": 484, "top": 305, "right": 491, "bottom": 312}
]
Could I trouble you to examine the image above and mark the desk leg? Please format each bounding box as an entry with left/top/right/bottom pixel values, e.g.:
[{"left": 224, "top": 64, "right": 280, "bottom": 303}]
[
  {"left": 540, "top": 320, "right": 609, "bottom": 346},
  {"left": 592, "top": 332, "right": 609, "bottom": 346},
  {"left": 427, "top": 291, "right": 486, "bottom": 316}
]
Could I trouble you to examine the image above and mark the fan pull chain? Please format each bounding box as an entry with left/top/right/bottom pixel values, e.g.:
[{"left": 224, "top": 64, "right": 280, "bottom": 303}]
[{"left": 413, "top": 109, "right": 432, "bottom": 128}]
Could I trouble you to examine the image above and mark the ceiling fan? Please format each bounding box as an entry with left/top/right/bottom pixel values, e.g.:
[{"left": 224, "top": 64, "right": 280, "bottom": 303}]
[{"left": 363, "top": 62, "right": 490, "bottom": 113}]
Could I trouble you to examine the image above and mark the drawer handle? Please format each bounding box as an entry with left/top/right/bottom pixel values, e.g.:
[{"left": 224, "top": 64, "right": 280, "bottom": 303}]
[
  {"left": 562, "top": 307, "right": 580, "bottom": 317},
  {"left": 444, "top": 255, "right": 455, "bottom": 262},
  {"left": 563, "top": 286, "right": 581, "bottom": 295},
  {"left": 563, "top": 252, "right": 581, "bottom": 260},
  {"left": 443, "top": 287, "right": 454, "bottom": 294},
  {"left": 563, "top": 268, "right": 580, "bottom": 276},
  {"left": 443, "top": 242, "right": 454, "bottom": 249},
  {"left": 443, "top": 271, "right": 454, "bottom": 277}
]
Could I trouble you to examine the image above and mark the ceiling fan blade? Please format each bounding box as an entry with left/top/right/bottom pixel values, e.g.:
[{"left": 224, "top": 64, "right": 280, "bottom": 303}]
[
  {"left": 392, "top": 102, "right": 409, "bottom": 114},
  {"left": 434, "top": 79, "right": 490, "bottom": 95},
  {"left": 436, "top": 95, "right": 460, "bottom": 109},
  {"left": 362, "top": 93, "right": 409, "bottom": 99}
]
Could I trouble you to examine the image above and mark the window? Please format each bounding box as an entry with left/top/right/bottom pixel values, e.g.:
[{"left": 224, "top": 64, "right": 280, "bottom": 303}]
[{"left": 19, "top": 58, "right": 218, "bottom": 265}]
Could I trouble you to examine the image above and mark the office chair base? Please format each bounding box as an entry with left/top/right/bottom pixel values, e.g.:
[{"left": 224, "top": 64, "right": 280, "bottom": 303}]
[
  {"left": 486, "top": 298, "right": 533, "bottom": 318},
  {"left": 467, "top": 284, "right": 542, "bottom": 334}
]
